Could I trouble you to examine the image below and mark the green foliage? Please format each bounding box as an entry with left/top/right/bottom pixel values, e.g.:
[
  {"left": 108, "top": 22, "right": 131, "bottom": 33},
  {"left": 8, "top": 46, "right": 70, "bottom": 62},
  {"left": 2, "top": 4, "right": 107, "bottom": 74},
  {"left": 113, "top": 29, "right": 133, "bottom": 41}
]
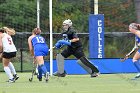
[
  {"left": 0, "top": 0, "right": 36, "bottom": 32},
  {"left": 53, "top": 0, "right": 89, "bottom": 32},
  {"left": 99, "top": 0, "right": 136, "bottom": 32},
  {"left": 0, "top": 0, "right": 136, "bottom": 32},
  {"left": 0, "top": 0, "right": 49, "bottom": 32}
]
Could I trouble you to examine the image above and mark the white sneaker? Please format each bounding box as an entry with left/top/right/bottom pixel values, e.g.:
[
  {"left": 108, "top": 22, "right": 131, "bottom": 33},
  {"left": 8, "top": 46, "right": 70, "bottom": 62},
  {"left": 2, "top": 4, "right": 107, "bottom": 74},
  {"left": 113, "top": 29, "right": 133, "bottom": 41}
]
[
  {"left": 131, "top": 73, "right": 140, "bottom": 80},
  {"left": 135, "top": 73, "right": 140, "bottom": 78},
  {"left": 7, "top": 78, "right": 15, "bottom": 83}
]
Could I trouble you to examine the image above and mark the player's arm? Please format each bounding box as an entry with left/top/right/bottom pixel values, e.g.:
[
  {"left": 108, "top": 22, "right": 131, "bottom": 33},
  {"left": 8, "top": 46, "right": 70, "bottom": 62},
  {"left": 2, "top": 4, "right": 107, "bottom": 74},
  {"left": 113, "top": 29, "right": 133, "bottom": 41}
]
[
  {"left": 70, "top": 31, "right": 79, "bottom": 42},
  {"left": 70, "top": 38, "right": 79, "bottom": 42},
  {"left": 28, "top": 36, "right": 34, "bottom": 56}
]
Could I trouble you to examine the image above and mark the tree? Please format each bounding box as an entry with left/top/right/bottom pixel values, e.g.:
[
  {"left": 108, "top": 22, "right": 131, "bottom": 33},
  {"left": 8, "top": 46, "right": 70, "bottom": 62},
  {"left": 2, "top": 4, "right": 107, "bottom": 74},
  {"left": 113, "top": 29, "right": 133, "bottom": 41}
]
[
  {"left": 0, "top": 0, "right": 36, "bottom": 32},
  {"left": 52, "top": 0, "right": 89, "bottom": 33}
]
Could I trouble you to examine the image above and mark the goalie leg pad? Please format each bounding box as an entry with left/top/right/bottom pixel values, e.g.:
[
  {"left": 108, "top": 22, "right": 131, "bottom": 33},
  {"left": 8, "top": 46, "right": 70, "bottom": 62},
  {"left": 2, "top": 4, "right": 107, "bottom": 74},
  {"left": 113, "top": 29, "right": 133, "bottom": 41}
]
[
  {"left": 56, "top": 53, "right": 64, "bottom": 74},
  {"left": 79, "top": 56, "right": 99, "bottom": 73},
  {"left": 77, "top": 60, "right": 92, "bottom": 74}
]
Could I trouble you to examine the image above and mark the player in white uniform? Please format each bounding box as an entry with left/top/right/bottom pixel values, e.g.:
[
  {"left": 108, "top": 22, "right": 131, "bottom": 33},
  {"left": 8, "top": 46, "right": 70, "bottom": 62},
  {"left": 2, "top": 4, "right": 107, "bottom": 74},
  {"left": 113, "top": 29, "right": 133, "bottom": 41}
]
[{"left": 0, "top": 27, "right": 19, "bottom": 83}]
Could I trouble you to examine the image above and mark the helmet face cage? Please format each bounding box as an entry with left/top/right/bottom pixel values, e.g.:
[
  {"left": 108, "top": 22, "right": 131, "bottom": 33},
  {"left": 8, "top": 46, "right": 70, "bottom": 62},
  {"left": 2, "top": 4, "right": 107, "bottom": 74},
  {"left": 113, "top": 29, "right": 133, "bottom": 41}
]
[{"left": 63, "top": 19, "right": 72, "bottom": 27}]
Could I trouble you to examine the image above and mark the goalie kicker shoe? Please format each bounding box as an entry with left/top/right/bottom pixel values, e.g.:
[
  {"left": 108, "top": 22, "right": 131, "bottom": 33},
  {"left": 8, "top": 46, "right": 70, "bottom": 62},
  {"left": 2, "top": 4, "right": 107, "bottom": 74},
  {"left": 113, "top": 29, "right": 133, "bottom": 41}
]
[
  {"left": 53, "top": 70, "right": 67, "bottom": 77},
  {"left": 91, "top": 72, "right": 99, "bottom": 78}
]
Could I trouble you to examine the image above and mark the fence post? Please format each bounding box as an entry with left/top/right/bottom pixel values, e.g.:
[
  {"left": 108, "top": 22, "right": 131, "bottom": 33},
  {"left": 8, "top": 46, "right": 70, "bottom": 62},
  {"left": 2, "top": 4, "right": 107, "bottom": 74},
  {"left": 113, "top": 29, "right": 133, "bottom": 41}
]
[
  {"left": 19, "top": 34, "right": 23, "bottom": 72},
  {"left": 20, "top": 48, "right": 23, "bottom": 72}
]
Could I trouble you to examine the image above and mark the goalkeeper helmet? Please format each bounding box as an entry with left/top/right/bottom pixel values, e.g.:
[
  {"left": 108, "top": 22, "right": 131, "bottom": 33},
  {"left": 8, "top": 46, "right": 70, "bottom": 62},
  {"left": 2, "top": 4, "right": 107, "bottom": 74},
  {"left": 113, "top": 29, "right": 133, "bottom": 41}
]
[{"left": 63, "top": 19, "right": 72, "bottom": 27}]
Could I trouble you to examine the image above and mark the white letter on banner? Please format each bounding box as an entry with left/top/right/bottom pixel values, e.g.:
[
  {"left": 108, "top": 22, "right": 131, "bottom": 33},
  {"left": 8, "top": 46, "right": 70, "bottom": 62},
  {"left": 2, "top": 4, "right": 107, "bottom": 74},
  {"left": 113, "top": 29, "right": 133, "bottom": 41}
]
[
  {"left": 98, "top": 20, "right": 103, "bottom": 58},
  {"left": 98, "top": 20, "right": 102, "bottom": 26},
  {"left": 98, "top": 54, "right": 102, "bottom": 58},
  {"left": 98, "top": 31, "right": 102, "bottom": 40}
]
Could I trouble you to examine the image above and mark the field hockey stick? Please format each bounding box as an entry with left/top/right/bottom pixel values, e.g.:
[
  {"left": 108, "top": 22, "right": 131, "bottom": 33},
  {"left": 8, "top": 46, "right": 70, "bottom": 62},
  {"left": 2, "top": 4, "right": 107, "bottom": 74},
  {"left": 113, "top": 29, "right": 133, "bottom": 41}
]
[
  {"left": 29, "top": 64, "right": 36, "bottom": 82},
  {"left": 120, "top": 56, "right": 129, "bottom": 62},
  {"left": 120, "top": 47, "right": 138, "bottom": 62},
  {"left": 48, "top": 46, "right": 55, "bottom": 51},
  {"left": 29, "top": 57, "right": 37, "bottom": 82},
  {"left": 120, "top": 38, "right": 139, "bottom": 62}
]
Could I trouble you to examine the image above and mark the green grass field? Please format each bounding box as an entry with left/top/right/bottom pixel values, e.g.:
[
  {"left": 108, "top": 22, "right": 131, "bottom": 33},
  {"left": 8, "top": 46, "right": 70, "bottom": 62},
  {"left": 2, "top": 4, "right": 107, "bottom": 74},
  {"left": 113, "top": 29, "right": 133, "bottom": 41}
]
[{"left": 0, "top": 73, "right": 140, "bottom": 93}]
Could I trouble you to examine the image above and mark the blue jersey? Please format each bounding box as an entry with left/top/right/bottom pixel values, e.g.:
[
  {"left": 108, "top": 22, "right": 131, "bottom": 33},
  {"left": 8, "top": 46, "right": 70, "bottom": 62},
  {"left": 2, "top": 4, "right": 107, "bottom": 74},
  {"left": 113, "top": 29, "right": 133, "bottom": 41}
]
[
  {"left": 31, "top": 35, "right": 48, "bottom": 56},
  {"left": 135, "top": 36, "right": 140, "bottom": 53},
  {"left": 136, "top": 36, "right": 140, "bottom": 43}
]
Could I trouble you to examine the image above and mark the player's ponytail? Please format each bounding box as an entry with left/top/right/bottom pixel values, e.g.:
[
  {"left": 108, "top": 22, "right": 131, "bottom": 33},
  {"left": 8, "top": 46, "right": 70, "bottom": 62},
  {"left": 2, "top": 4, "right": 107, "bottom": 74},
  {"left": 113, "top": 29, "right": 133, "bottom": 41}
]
[
  {"left": 3, "top": 27, "right": 15, "bottom": 35},
  {"left": 32, "top": 28, "right": 41, "bottom": 35}
]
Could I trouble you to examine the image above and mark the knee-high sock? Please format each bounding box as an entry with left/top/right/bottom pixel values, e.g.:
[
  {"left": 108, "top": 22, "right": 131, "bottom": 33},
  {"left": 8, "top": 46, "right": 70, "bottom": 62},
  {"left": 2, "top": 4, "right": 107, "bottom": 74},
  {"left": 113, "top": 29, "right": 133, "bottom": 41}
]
[
  {"left": 134, "top": 60, "right": 140, "bottom": 72},
  {"left": 39, "top": 64, "right": 47, "bottom": 74},
  {"left": 38, "top": 66, "right": 42, "bottom": 79},
  {"left": 8, "top": 62, "right": 16, "bottom": 75},
  {"left": 4, "top": 67, "right": 13, "bottom": 79},
  {"left": 56, "top": 53, "right": 64, "bottom": 74}
]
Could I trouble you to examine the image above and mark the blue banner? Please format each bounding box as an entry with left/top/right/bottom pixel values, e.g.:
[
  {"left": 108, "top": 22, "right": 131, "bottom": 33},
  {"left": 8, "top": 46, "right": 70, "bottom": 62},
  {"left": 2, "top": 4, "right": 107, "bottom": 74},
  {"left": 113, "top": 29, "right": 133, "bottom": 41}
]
[
  {"left": 46, "top": 58, "right": 136, "bottom": 74},
  {"left": 89, "top": 14, "right": 104, "bottom": 58}
]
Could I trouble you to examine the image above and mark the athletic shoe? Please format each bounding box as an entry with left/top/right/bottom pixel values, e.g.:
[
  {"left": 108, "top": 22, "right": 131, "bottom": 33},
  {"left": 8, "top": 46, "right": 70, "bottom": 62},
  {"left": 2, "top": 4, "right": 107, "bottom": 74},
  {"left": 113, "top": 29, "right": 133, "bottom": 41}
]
[
  {"left": 58, "top": 72, "right": 66, "bottom": 77},
  {"left": 91, "top": 72, "right": 99, "bottom": 78},
  {"left": 53, "top": 71, "right": 58, "bottom": 76},
  {"left": 37, "top": 75, "right": 42, "bottom": 81},
  {"left": 135, "top": 74, "right": 140, "bottom": 78},
  {"left": 39, "top": 78, "right": 42, "bottom": 81},
  {"left": 53, "top": 71, "right": 67, "bottom": 77},
  {"left": 13, "top": 74, "right": 19, "bottom": 81},
  {"left": 131, "top": 74, "right": 140, "bottom": 80},
  {"left": 45, "top": 72, "right": 49, "bottom": 82},
  {"left": 7, "top": 78, "right": 15, "bottom": 83}
]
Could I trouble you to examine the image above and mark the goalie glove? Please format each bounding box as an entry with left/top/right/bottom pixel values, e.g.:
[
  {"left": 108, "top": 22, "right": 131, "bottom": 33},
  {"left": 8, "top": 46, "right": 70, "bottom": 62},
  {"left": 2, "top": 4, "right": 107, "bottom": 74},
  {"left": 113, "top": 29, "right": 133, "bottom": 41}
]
[
  {"left": 57, "top": 40, "right": 71, "bottom": 46},
  {"left": 54, "top": 42, "right": 64, "bottom": 49},
  {"left": 54, "top": 39, "right": 71, "bottom": 49}
]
